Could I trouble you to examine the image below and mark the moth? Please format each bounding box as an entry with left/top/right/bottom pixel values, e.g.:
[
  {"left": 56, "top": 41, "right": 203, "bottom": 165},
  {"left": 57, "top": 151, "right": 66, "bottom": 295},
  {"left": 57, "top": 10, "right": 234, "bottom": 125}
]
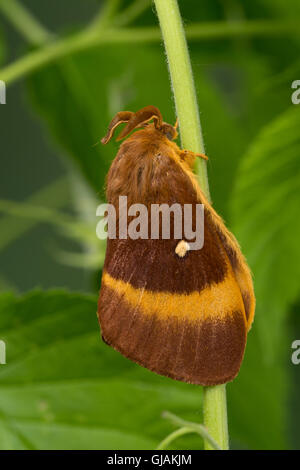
[{"left": 97, "top": 105, "right": 255, "bottom": 386}]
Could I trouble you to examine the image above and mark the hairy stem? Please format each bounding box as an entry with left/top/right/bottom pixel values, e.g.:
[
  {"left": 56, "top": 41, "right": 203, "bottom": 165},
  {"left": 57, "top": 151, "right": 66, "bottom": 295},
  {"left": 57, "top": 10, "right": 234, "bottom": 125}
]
[
  {"left": 162, "top": 411, "right": 221, "bottom": 450},
  {"left": 154, "top": 0, "right": 228, "bottom": 450},
  {"left": 154, "top": 0, "right": 209, "bottom": 196},
  {"left": 114, "top": 0, "right": 151, "bottom": 27},
  {"left": 0, "top": 0, "right": 52, "bottom": 45},
  {"left": 89, "top": 0, "right": 122, "bottom": 30},
  {"left": 203, "top": 385, "right": 229, "bottom": 450},
  {"left": 156, "top": 427, "right": 193, "bottom": 450}
]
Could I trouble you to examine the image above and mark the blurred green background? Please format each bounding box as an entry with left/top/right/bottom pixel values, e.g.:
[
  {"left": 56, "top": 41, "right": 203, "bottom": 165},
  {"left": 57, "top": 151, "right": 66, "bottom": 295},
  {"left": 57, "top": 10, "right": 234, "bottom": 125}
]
[{"left": 0, "top": 0, "right": 300, "bottom": 450}]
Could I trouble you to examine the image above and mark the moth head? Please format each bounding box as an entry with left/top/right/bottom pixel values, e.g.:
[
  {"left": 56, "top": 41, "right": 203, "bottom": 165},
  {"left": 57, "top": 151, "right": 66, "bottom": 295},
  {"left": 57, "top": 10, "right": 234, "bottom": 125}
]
[
  {"left": 160, "top": 122, "right": 178, "bottom": 141},
  {"left": 101, "top": 106, "right": 178, "bottom": 144}
]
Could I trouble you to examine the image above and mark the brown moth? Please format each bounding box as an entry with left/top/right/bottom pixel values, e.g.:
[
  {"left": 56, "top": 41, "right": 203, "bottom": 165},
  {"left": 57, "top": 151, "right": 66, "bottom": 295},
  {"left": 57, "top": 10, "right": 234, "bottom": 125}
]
[{"left": 97, "top": 105, "right": 255, "bottom": 386}]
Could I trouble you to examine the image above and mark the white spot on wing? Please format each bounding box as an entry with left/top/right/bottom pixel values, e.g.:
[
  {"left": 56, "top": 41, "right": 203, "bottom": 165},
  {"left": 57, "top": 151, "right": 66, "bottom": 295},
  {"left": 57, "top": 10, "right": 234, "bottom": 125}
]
[{"left": 175, "top": 240, "right": 190, "bottom": 258}]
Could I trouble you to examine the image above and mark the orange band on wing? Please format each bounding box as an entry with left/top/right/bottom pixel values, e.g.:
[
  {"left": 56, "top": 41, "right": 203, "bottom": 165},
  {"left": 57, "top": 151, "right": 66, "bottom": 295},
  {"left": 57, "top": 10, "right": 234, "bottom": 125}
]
[{"left": 102, "top": 269, "right": 247, "bottom": 324}]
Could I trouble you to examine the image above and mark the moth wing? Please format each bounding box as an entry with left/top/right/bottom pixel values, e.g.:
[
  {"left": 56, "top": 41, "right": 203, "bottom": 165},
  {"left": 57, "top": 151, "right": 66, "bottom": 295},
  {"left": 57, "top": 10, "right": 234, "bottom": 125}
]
[
  {"left": 98, "top": 138, "right": 254, "bottom": 386},
  {"left": 98, "top": 222, "right": 248, "bottom": 386},
  {"left": 196, "top": 189, "right": 256, "bottom": 331}
]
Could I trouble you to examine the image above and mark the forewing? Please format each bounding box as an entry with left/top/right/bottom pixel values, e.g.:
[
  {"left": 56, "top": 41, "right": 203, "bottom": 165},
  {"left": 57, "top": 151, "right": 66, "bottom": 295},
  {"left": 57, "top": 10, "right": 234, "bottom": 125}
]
[{"left": 98, "top": 138, "right": 252, "bottom": 386}]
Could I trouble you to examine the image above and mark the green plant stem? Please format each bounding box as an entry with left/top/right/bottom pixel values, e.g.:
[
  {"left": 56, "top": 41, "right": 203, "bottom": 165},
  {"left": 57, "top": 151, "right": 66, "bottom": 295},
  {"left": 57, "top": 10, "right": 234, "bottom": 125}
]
[
  {"left": 0, "top": 199, "right": 96, "bottom": 243},
  {"left": 154, "top": 0, "right": 228, "bottom": 450},
  {"left": 154, "top": 0, "right": 209, "bottom": 196},
  {"left": 0, "top": 20, "right": 298, "bottom": 86},
  {"left": 162, "top": 411, "right": 221, "bottom": 450},
  {"left": 0, "top": 0, "right": 52, "bottom": 45},
  {"left": 0, "top": 177, "right": 69, "bottom": 252},
  {"left": 203, "top": 385, "right": 229, "bottom": 450},
  {"left": 114, "top": 0, "right": 151, "bottom": 27},
  {"left": 156, "top": 426, "right": 193, "bottom": 450},
  {"left": 89, "top": 0, "right": 122, "bottom": 30}
]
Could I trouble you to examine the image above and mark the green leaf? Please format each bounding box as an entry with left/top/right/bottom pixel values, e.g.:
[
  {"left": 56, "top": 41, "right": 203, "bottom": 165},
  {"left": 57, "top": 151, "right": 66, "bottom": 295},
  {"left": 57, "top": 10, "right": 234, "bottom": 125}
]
[
  {"left": 0, "top": 286, "right": 292, "bottom": 450},
  {"left": 0, "top": 290, "right": 206, "bottom": 450},
  {"left": 227, "top": 106, "right": 300, "bottom": 449},
  {"left": 232, "top": 106, "right": 300, "bottom": 351},
  {"left": 227, "top": 321, "right": 289, "bottom": 449}
]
